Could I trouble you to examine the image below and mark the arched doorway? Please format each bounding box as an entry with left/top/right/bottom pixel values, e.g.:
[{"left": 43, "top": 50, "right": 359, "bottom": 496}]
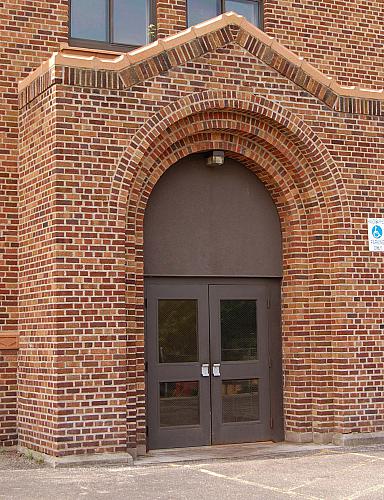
[{"left": 144, "top": 153, "right": 284, "bottom": 449}]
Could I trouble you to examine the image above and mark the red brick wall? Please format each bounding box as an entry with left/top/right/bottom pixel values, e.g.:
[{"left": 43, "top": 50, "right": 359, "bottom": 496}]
[
  {"left": 0, "top": 0, "right": 68, "bottom": 446},
  {"left": 18, "top": 27, "right": 383, "bottom": 455},
  {"left": 156, "top": 0, "right": 187, "bottom": 38},
  {"left": 1, "top": 1, "right": 383, "bottom": 455},
  {"left": 0, "top": 351, "right": 18, "bottom": 447},
  {"left": 264, "top": 0, "right": 383, "bottom": 88},
  {"left": 17, "top": 79, "right": 132, "bottom": 456},
  {"left": 18, "top": 85, "right": 65, "bottom": 455}
]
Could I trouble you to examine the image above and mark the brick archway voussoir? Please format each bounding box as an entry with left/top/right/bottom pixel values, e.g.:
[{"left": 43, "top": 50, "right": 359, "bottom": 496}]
[
  {"left": 133, "top": 132, "right": 308, "bottom": 235},
  {"left": 134, "top": 114, "right": 329, "bottom": 232},
  {"left": 110, "top": 90, "right": 350, "bottom": 231}
]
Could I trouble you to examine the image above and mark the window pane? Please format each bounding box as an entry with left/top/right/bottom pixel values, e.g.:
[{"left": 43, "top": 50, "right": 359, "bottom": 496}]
[
  {"left": 113, "top": 0, "right": 148, "bottom": 46},
  {"left": 225, "top": 0, "right": 259, "bottom": 26},
  {"left": 71, "top": 0, "right": 108, "bottom": 41},
  {"left": 222, "top": 379, "right": 259, "bottom": 423},
  {"left": 158, "top": 300, "right": 198, "bottom": 363},
  {"left": 188, "top": 0, "right": 218, "bottom": 27},
  {"left": 160, "top": 381, "right": 200, "bottom": 427},
  {"left": 221, "top": 300, "right": 257, "bottom": 361}
]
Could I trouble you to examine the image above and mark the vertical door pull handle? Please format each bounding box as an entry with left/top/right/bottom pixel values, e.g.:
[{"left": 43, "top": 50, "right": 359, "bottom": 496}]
[
  {"left": 213, "top": 363, "right": 221, "bottom": 377},
  {"left": 201, "top": 364, "right": 210, "bottom": 377}
]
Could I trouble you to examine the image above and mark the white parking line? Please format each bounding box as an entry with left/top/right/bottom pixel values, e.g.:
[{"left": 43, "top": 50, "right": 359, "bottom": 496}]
[
  {"left": 349, "top": 452, "right": 384, "bottom": 462},
  {"left": 344, "top": 483, "right": 384, "bottom": 500},
  {"left": 198, "top": 468, "right": 324, "bottom": 500}
]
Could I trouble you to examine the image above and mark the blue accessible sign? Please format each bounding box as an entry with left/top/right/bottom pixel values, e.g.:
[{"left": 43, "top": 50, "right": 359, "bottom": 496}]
[{"left": 368, "top": 218, "right": 384, "bottom": 251}]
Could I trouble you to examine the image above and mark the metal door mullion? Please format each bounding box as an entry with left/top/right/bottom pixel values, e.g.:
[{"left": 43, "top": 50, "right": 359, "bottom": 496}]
[{"left": 108, "top": 0, "right": 113, "bottom": 44}]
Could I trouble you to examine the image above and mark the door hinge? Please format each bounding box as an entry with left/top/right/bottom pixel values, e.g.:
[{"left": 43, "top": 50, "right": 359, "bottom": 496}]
[
  {"left": 267, "top": 296, "right": 271, "bottom": 309},
  {"left": 268, "top": 356, "right": 272, "bottom": 369},
  {"left": 270, "top": 416, "right": 274, "bottom": 429},
  {"left": 144, "top": 298, "right": 148, "bottom": 309},
  {"left": 146, "top": 426, "right": 149, "bottom": 437},
  {"left": 145, "top": 361, "right": 148, "bottom": 372}
]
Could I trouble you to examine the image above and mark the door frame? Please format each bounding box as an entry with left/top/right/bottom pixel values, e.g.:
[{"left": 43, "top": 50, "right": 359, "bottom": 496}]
[{"left": 144, "top": 276, "right": 284, "bottom": 450}]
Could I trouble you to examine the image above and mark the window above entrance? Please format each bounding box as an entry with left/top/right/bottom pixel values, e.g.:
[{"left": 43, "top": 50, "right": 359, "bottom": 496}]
[
  {"left": 69, "top": 0, "right": 156, "bottom": 51},
  {"left": 187, "top": 0, "right": 262, "bottom": 28},
  {"left": 69, "top": 1, "right": 262, "bottom": 51}
]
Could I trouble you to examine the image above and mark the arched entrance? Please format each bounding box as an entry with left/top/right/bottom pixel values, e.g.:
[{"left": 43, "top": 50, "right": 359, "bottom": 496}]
[{"left": 144, "top": 154, "right": 284, "bottom": 449}]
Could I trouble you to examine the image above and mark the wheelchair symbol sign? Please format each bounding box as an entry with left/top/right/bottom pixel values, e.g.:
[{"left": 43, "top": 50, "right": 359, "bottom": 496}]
[
  {"left": 372, "top": 225, "right": 383, "bottom": 239},
  {"left": 368, "top": 219, "right": 384, "bottom": 251}
]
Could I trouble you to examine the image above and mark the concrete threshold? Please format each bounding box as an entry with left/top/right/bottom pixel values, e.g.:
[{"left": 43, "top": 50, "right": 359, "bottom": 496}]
[{"left": 135, "top": 441, "right": 339, "bottom": 466}]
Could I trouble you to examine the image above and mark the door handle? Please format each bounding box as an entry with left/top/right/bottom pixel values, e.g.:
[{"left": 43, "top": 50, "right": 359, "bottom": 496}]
[
  {"left": 212, "top": 363, "right": 221, "bottom": 377},
  {"left": 201, "top": 364, "right": 210, "bottom": 377}
]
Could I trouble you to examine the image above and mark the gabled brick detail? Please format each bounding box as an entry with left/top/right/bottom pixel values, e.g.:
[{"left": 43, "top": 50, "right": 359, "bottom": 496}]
[
  {"left": 16, "top": 36, "right": 383, "bottom": 455},
  {"left": 19, "top": 14, "right": 383, "bottom": 116},
  {"left": 336, "top": 96, "right": 383, "bottom": 116}
]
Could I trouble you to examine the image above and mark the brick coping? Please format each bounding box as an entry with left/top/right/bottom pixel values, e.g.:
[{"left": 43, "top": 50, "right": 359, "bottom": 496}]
[{"left": 18, "top": 12, "right": 383, "bottom": 115}]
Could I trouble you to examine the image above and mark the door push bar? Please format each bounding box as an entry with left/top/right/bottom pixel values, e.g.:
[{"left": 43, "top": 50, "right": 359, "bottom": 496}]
[
  {"left": 212, "top": 364, "right": 221, "bottom": 377},
  {"left": 201, "top": 364, "right": 210, "bottom": 377},
  {"left": 201, "top": 364, "right": 221, "bottom": 377}
]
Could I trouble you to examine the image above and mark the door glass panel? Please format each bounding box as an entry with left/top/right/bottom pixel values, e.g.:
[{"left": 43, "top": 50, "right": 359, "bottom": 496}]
[
  {"left": 222, "top": 379, "right": 259, "bottom": 422},
  {"left": 225, "top": 0, "right": 259, "bottom": 26},
  {"left": 160, "top": 381, "right": 200, "bottom": 427},
  {"left": 158, "top": 300, "right": 198, "bottom": 363},
  {"left": 220, "top": 300, "right": 257, "bottom": 361},
  {"left": 71, "top": 0, "right": 108, "bottom": 41},
  {"left": 188, "top": 0, "right": 218, "bottom": 27},
  {"left": 112, "top": 0, "right": 148, "bottom": 46}
]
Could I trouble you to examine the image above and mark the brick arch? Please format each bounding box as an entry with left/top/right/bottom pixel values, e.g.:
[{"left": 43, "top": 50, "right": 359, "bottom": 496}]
[
  {"left": 131, "top": 113, "right": 326, "bottom": 228},
  {"left": 128, "top": 128, "right": 326, "bottom": 300},
  {"left": 130, "top": 132, "right": 311, "bottom": 263},
  {"left": 110, "top": 90, "right": 350, "bottom": 230},
  {"left": 116, "top": 91, "right": 350, "bottom": 448},
  {"left": 132, "top": 132, "right": 315, "bottom": 244},
  {"left": 142, "top": 113, "right": 311, "bottom": 185}
]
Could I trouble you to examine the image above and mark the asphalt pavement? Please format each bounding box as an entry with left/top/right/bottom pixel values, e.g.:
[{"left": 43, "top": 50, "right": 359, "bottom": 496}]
[{"left": 1, "top": 444, "right": 384, "bottom": 499}]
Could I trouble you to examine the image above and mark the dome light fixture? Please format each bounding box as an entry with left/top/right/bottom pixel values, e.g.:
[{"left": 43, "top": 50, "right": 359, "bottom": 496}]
[{"left": 206, "top": 150, "right": 225, "bottom": 166}]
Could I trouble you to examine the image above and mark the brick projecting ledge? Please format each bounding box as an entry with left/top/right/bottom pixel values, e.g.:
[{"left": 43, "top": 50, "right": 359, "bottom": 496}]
[{"left": 19, "top": 12, "right": 383, "bottom": 115}]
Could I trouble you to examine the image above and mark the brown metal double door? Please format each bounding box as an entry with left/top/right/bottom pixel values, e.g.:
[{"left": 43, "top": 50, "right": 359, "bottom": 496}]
[{"left": 146, "top": 279, "right": 281, "bottom": 450}]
